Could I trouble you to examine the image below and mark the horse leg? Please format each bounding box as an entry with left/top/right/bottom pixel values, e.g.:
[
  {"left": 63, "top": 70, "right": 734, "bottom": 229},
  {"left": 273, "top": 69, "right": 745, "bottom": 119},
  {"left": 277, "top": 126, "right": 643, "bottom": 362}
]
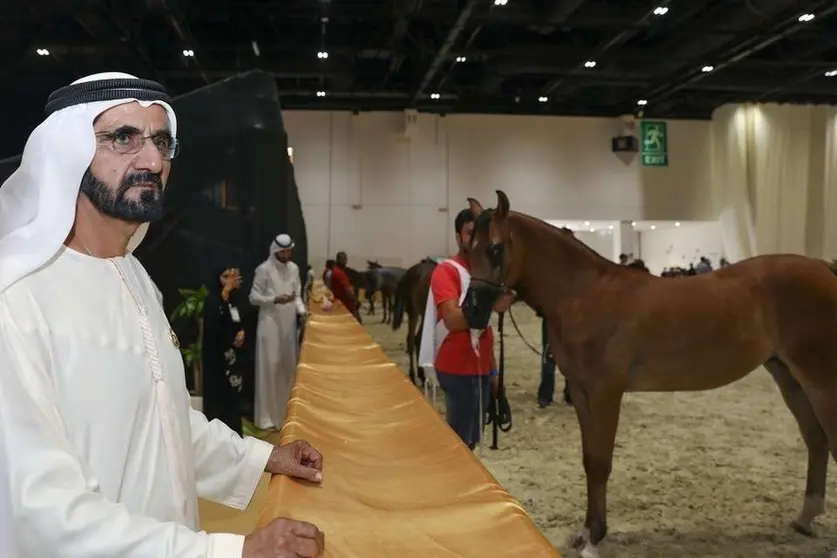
[
  {"left": 563, "top": 374, "right": 573, "bottom": 405},
  {"left": 566, "top": 379, "right": 623, "bottom": 558},
  {"left": 381, "top": 293, "right": 389, "bottom": 324},
  {"left": 763, "top": 357, "right": 829, "bottom": 536},
  {"left": 406, "top": 312, "right": 418, "bottom": 385},
  {"left": 416, "top": 316, "right": 426, "bottom": 386}
]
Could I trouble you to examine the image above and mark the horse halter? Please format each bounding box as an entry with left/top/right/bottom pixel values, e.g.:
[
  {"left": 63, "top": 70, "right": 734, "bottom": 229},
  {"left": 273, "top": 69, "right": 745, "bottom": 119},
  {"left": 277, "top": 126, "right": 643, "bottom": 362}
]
[{"left": 462, "top": 240, "right": 514, "bottom": 330}]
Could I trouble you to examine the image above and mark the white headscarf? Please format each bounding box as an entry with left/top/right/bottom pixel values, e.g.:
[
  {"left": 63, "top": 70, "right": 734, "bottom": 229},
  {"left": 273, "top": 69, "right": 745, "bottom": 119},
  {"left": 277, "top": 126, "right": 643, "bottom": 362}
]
[
  {"left": 271, "top": 233, "right": 295, "bottom": 253},
  {"left": 0, "top": 72, "right": 177, "bottom": 295}
]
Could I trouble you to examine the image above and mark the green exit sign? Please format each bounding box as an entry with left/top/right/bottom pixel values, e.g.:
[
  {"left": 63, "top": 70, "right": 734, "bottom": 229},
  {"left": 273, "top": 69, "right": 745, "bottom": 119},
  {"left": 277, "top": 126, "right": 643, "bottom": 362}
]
[{"left": 640, "top": 121, "right": 668, "bottom": 167}]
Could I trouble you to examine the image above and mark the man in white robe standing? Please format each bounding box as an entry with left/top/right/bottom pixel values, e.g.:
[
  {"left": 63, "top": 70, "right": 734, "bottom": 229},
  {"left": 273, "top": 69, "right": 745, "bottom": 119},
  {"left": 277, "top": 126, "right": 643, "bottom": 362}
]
[
  {"left": 250, "top": 234, "right": 307, "bottom": 431},
  {"left": 0, "top": 72, "right": 325, "bottom": 558}
]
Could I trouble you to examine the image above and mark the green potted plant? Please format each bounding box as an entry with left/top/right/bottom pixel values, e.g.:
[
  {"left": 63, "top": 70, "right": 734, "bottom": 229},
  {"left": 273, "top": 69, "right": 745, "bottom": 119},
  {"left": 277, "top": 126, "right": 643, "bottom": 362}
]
[{"left": 170, "top": 285, "right": 209, "bottom": 395}]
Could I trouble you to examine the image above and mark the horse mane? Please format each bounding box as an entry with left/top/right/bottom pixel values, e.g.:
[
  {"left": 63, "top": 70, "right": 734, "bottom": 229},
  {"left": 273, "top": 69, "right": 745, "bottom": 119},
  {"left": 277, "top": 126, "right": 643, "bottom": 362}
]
[{"left": 510, "top": 212, "right": 619, "bottom": 271}]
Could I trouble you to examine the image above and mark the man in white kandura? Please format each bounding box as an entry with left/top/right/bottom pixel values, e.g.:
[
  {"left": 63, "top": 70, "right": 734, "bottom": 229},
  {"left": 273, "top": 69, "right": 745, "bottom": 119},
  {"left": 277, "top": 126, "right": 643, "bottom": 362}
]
[
  {"left": 250, "top": 234, "right": 307, "bottom": 431},
  {"left": 0, "top": 72, "right": 325, "bottom": 558}
]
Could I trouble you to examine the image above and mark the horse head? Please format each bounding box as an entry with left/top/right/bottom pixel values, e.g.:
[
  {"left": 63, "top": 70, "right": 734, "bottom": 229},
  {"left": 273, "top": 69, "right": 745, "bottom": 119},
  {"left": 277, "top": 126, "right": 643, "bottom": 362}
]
[{"left": 460, "top": 191, "right": 521, "bottom": 329}]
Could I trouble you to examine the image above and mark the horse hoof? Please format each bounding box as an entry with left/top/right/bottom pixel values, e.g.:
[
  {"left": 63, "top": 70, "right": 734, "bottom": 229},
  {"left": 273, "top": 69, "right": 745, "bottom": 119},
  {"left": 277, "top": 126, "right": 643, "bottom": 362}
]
[
  {"left": 567, "top": 530, "right": 589, "bottom": 550},
  {"left": 791, "top": 519, "right": 816, "bottom": 538}
]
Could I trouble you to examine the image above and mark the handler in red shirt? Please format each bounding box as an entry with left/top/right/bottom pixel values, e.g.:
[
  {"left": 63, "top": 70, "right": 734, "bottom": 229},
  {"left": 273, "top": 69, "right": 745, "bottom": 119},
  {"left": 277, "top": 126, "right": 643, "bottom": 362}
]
[
  {"left": 430, "top": 208, "right": 513, "bottom": 449},
  {"left": 330, "top": 251, "right": 361, "bottom": 322}
]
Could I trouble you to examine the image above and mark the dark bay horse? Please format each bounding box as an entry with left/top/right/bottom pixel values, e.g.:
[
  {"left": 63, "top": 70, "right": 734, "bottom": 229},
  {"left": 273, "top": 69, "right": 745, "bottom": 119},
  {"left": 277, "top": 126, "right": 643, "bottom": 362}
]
[
  {"left": 392, "top": 257, "right": 438, "bottom": 386},
  {"left": 364, "top": 260, "right": 407, "bottom": 323},
  {"left": 464, "top": 190, "right": 837, "bottom": 558}
]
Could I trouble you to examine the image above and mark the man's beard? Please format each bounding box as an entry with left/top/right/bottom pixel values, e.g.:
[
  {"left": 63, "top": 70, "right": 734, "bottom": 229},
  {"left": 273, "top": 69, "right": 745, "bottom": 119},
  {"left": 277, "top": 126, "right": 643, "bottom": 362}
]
[{"left": 79, "top": 168, "right": 165, "bottom": 223}]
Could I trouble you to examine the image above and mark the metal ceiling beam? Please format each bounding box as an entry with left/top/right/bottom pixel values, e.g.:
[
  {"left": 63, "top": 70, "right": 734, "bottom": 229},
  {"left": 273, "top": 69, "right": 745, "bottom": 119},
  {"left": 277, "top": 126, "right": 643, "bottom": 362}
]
[
  {"left": 644, "top": 1, "right": 837, "bottom": 106},
  {"left": 74, "top": 6, "right": 164, "bottom": 84},
  {"left": 541, "top": 0, "right": 675, "bottom": 96},
  {"left": 411, "top": 0, "right": 489, "bottom": 103},
  {"left": 154, "top": 0, "right": 210, "bottom": 84}
]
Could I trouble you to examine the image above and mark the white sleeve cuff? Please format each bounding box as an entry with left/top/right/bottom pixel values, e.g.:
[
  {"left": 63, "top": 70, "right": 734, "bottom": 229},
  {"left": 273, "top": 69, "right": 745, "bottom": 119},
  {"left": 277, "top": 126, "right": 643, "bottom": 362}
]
[
  {"left": 207, "top": 533, "right": 246, "bottom": 558},
  {"left": 221, "top": 437, "right": 274, "bottom": 510}
]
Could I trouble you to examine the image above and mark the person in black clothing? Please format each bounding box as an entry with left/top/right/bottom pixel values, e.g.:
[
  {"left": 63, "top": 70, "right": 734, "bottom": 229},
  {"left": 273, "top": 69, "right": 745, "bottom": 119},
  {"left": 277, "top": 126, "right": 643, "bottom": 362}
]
[
  {"left": 201, "top": 267, "right": 247, "bottom": 435},
  {"left": 537, "top": 312, "right": 572, "bottom": 407}
]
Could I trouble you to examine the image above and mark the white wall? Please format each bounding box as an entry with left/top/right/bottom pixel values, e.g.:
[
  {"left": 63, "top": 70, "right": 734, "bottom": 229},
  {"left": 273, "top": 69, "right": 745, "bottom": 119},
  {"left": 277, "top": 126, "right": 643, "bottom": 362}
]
[
  {"left": 641, "top": 119, "right": 713, "bottom": 221},
  {"left": 284, "top": 110, "right": 643, "bottom": 269},
  {"left": 638, "top": 221, "right": 725, "bottom": 274},
  {"left": 284, "top": 111, "right": 715, "bottom": 270}
]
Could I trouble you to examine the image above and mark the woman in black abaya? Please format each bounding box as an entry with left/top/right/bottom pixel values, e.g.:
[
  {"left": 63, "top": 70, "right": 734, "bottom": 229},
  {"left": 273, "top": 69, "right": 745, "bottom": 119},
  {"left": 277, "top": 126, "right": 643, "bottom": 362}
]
[{"left": 201, "top": 267, "right": 247, "bottom": 435}]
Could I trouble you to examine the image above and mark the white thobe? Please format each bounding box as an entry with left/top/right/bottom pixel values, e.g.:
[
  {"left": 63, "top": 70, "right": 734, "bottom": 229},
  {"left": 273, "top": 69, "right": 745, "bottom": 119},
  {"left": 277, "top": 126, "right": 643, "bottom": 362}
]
[
  {"left": 250, "top": 259, "right": 306, "bottom": 430},
  {"left": 0, "top": 246, "right": 274, "bottom": 558}
]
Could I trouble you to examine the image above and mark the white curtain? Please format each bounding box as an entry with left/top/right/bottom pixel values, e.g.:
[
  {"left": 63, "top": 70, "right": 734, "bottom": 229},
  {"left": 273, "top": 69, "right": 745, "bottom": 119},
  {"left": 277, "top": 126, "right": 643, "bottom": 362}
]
[{"left": 710, "top": 103, "right": 837, "bottom": 260}]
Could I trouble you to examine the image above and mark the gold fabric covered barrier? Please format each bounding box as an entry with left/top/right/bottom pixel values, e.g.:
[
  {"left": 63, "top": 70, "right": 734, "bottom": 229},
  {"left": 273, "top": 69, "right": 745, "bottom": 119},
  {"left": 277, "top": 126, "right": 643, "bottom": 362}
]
[{"left": 257, "top": 285, "right": 559, "bottom": 557}]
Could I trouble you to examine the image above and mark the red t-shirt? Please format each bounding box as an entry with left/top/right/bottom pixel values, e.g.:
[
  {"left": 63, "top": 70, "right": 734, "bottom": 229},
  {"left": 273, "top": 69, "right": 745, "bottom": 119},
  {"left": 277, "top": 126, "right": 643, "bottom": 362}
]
[
  {"left": 330, "top": 266, "right": 356, "bottom": 311},
  {"left": 430, "top": 254, "right": 494, "bottom": 375}
]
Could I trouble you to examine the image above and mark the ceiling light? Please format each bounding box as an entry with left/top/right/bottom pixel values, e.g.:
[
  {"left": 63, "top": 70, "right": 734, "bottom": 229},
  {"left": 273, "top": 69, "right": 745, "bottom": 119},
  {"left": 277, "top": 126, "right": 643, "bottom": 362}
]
[
  {"left": 675, "top": 222, "right": 681, "bottom": 227},
  {"left": 430, "top": 93, "right": 440, "bottom": 99},
  {"left": 653, "top": 6, "right": 669, "bottom": 16},
  {"left": 493, "top": 0, "right": 508, "bottom": 5},
  {"left": 538, "top": 96, "right": 548, "bottom": 102},
  {"left": 631, "top": 221, "right": 637, "bottom": 226},
  {"left": 583, "top": 221, "right": 590, "bottom": 226},
  {"left": 701, "top": 65, "right": 714, "bottom": 73},
  {"left": 182, "top": 49, "right": 194, "bottom": 57},
  {"left": 317, "top": 50, "right": 329, "bottom": 59},
  {"left": 36, "top": 48, "right": 50, "bottom": 56},
  {"left": 637, "top": 99, "right": 648, "bottom": 106},
  {"left": 798, "top": 13, "right": 815, "bottom": 22},
  {"left": 584, "top": 60, "right": 597, "bottom": 68},
  {"left": 650, "top": 225, "right": 657, "bottom": 230},
  {"left": 589, "top": 228, "right": 595, "bottom": 232},
  {"left": 825, "top": 70, "right": 837, "bottom": 77},
  {"left": 316, "top": 91, "right": 326, "bottom": 97},
  {"left": 455, "top": 56, "right": 467, "bottom": 62},
  {"left": 608, "top": 225, "right": 614, "bottom": 230}
]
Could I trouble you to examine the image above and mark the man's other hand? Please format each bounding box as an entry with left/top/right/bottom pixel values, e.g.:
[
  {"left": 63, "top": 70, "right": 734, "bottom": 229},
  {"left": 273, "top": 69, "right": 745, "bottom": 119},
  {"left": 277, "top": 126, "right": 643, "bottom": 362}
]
[{"left": 243, "top": 517, "right": 325, "bottom": 558}]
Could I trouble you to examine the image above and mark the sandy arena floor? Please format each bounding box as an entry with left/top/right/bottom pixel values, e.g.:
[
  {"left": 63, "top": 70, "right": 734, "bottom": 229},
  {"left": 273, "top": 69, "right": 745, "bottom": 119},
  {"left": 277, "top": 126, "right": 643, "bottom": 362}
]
[{"left": 361, "top": 303, "right": 837, "bottom": 558}]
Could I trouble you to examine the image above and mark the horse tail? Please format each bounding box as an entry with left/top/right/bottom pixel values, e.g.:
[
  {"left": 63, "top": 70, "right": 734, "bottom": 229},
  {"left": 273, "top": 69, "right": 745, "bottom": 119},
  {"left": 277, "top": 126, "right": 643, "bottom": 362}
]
[{"left": 392, "top": 282, "right": 405, "bottom": 331}]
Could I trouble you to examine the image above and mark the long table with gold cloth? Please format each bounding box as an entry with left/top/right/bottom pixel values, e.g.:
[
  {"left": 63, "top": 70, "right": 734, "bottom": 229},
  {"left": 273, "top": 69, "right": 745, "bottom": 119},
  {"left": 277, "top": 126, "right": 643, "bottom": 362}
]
[{"left": 258, "top": 285, "right": 560, "bottom": 557}]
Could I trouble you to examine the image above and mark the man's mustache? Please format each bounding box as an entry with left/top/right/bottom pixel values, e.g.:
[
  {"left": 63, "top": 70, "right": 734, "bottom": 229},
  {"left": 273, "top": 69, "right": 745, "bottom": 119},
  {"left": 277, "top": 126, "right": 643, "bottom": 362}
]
[{"left": 115, "top": 171, "right": 163, "bottom": 200}]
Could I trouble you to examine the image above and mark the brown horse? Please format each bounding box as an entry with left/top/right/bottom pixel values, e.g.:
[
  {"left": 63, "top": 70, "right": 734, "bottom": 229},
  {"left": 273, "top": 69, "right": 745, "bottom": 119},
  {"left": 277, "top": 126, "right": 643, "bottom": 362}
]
[
  {"left": 463, "top": 190, "right": 837, "bottom": 558},
  {"left": 391, "top": 257, "right": 438, "bottom": 386}
]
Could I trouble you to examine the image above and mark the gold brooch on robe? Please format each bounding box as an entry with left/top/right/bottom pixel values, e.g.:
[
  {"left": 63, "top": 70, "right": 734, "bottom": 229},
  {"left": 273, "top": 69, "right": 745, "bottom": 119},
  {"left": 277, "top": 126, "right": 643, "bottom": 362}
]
[{"left": 170, "top": 329, "right": 180, "bottom": 348}]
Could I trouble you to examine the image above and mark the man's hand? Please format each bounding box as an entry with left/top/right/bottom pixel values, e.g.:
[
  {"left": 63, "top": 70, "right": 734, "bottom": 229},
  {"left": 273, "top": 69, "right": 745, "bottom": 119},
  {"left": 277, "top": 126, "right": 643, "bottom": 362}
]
[
  {"left": 493, "top": 291, "right": 515, "bottom": 313},
  {"left": 233, "top": 330, "right": 245, "bottom": 348},
  {"left": 266, "top": 440, "right": 324, "bottom": 483},
  {"left": 243, "top": 517, "right": 325, "bottom": 558},
  {"left": 274, "top": 294, "right": 293, "bottom": 305}
]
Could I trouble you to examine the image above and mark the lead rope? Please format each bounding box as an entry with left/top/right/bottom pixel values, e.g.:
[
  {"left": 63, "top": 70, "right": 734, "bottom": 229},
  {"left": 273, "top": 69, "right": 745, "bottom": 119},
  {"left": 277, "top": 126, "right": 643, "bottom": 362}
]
[{"left": 109, "top": 260, "right": 189, "bottom": 522}]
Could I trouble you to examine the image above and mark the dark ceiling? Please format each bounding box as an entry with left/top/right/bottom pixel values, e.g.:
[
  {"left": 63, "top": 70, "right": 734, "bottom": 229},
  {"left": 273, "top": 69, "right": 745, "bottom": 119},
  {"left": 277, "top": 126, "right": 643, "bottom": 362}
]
[{"left": 3, "top": 0, "right": 837, "bottom": 156}]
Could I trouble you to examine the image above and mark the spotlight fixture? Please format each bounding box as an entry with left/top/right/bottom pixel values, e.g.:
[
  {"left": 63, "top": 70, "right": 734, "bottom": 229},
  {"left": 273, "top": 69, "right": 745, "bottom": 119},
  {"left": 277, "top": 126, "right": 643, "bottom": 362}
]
[
  {"left": 798, "top": 13, "right": 815, "bottom": 22},
  {"left": 455, "top": 56, "right": 467, "bottom": 62},
  {"left": 701, "top": 65, "right": 714, "bottom": 73},
  {"left": 538, "top": 96, "right": 548, "bottom": 102},
  {"left": 653, "top": 6, "right": 668, "bottom": 16},
  {"left": 493, "top": 0, "right": 508, "bottom": 5},
  {"left": 36, "top": 48, "right": 50, "bottom": 56},
  {"left": 825, "top": 70, "right": 837, "bottom": 77},
  {"left": 430, "top": 93, "right": 441, "bottom": 99},
  {"left": 637, "top": 99, "right": 648, "bottom": 106},
  {"left": 317, "top": 50, "right": 329, "bottom": 59},
  {"left": 316, "top": 91, "right": 326, "bottom": 97},
  {"left": 182, "top": 49, "right": 195, "bottom": 57},
  {"left": 583, "top": 60, "right": 597, "bottom": 68}
]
